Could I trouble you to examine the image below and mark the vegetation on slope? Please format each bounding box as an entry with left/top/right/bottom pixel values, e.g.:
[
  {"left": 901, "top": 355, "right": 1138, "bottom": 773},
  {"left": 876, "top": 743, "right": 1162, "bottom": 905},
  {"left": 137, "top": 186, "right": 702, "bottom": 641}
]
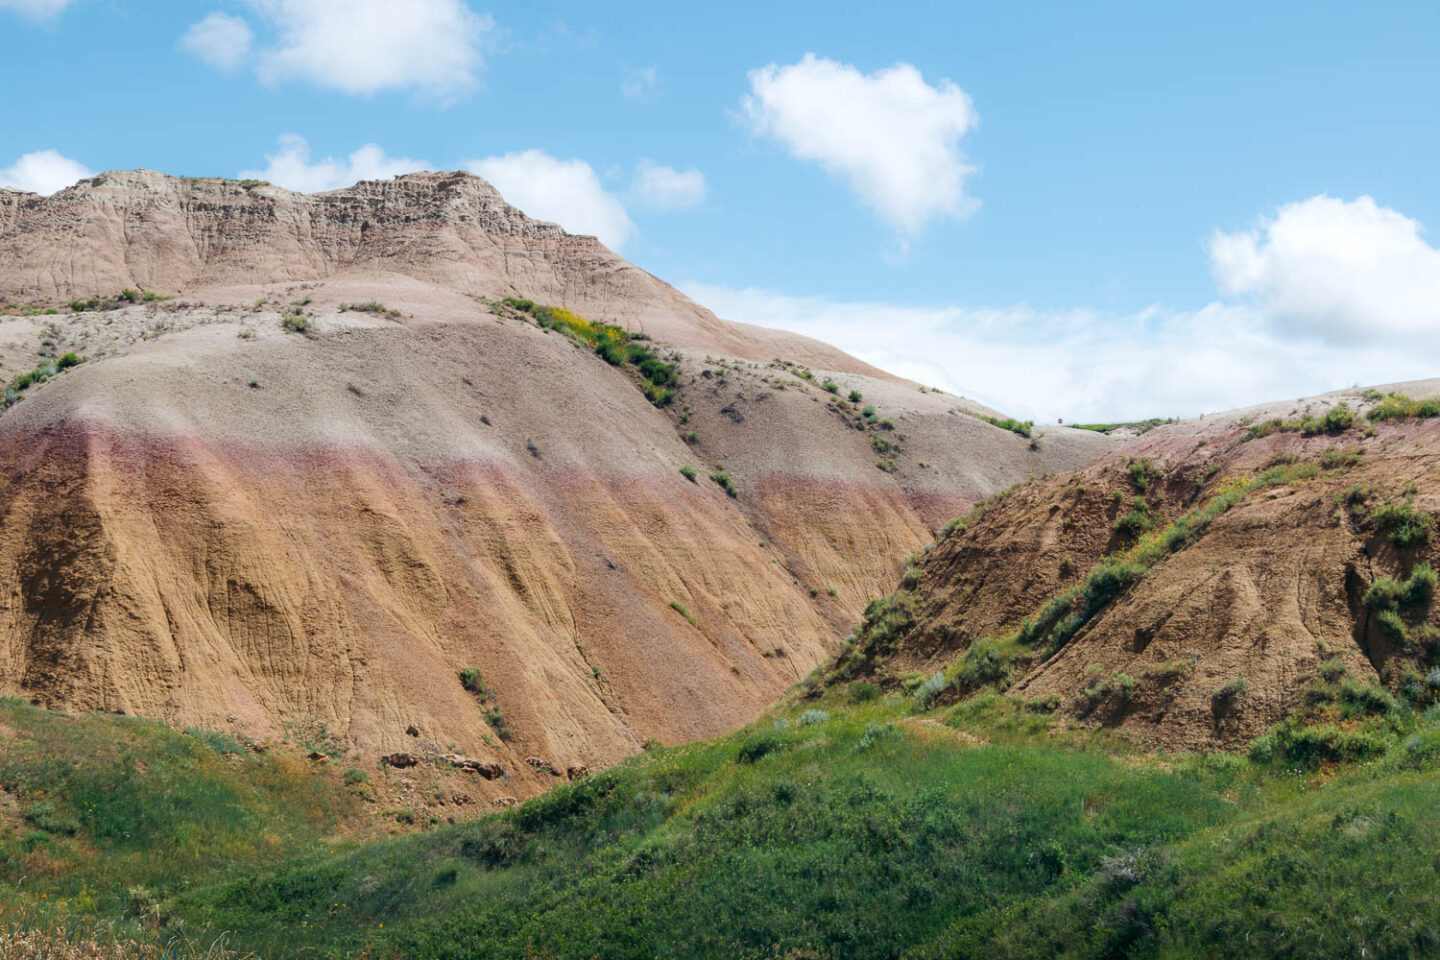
[
  {"left": 0, "top": 699, "right": 355, "bottom": 941},
  {"left": 501, "top": 298, "right": 679, "bottom": 407},
  {"left": 119, "top": 688, "right": 1440, "bottom": 959}
]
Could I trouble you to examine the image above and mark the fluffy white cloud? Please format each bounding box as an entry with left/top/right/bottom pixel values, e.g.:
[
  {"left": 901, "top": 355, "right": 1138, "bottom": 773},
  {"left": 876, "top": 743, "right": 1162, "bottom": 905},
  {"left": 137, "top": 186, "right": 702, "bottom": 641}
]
[
  {"left": 240, "top": 135, "right": 428, "bottom": 193},
  {"left": 185, "top": 0, "right": 492, "bottom": 98},
  {"left": 0, "top": 149, "right": 93, "bottom": 195},
  {"left": 180, "top": 12, "right": 253, "bottom": 70},
  {"left": 621, "top": 64, "right": 659, "bottom": 100},
  {"left": 0, "top": 0, "right": 73, "bottom": 20},
  {"left": 741, "top": 53, "right": 979, "bottom": 237},
  {"left": 1210, "top": 194, "right": 1440, "bottom": 344},
  {"left": 683, "top": 194, "right": 1440, "bottom": 422},
  {"left": 466, "top": 150, "right": 635, "bottom": 250},
  {"left": 682, "top": 282, "right": 1440, "bottom": 423},
  {"left": 630, "top": 159, "right": 705, "bottom": 210}
]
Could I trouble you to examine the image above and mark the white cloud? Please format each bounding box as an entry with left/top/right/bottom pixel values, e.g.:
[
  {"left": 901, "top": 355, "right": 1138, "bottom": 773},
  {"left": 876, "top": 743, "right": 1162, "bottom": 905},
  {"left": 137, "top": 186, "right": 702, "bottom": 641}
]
[
  {"left": 203, "top": 0, "right": 492, "bottom": 99},
  {"left": 0, "top": 0, "right": 73, "bottom": 20},
  {"left": 1210, "top": 194, "right": 1440, "bottom": 344},
  {"left": 0, "top": 149, "right": 93, "bottom": 195},
  {"left": 630, "top": 159, "right": 705, "bottom": 211},
  {"left": 180, "top": 12, "right": 253, "bottom": 70},
  {"left": 621, "top": 64, "right": 659, "bottom": 100},
  {"left": 682, "top": 193, "right": 1440, "bottom": 422},
  {"left": 466, "top": 150, "right": 635, "bottom": 250},
  {"left": 682, "top": 282, "right": 1440, "bottom": 423},
  {"left": 240, "top": 135, "right": 428, "bottom": 193},
  {"left": 741, "top": 53, "right": 979, "bottom": 237}
]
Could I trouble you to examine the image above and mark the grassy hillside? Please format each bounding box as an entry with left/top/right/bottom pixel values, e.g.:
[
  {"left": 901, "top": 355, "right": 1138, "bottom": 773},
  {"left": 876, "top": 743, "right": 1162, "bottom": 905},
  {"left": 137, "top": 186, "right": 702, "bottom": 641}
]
[
  {"left": 0, "top": 698, "right": 357, "bottom": 951},
  {"left": 158, "top": 688, "right": 1440, "bottom": 959},
  {"left": 3, "top": 685, "right": 1440, "bottom": 957}
]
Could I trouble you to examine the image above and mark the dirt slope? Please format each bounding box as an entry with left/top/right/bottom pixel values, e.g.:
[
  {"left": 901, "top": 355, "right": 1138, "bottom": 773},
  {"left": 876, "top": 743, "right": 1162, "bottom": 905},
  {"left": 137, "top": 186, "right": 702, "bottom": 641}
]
[
  {"left": 826, "top": 381, "right": 1440, "bottom": 750},
  {"left": 0, "top": 170, "right": 1115, "bottom": 800}
]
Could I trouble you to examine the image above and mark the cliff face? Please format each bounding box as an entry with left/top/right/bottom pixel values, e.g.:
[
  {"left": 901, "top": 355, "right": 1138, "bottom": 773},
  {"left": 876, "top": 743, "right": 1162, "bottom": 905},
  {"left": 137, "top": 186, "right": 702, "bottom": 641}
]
[
  {"left": 826, "top": 382, "right": 1440, "bottom": 750},
  {"left": 0, "top": 170, "right": 1115, "bottom": 800},
  {"left": 0, "top": 169, "right": 870, "bottom": 371}
]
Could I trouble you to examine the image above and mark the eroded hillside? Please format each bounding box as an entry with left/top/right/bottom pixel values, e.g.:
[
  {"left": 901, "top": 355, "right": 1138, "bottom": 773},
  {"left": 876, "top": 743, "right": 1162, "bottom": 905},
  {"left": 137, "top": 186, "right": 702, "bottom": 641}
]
[
  {"left": 819, "top": 381, "right": 1440, "bottom": 750},
  {"left": 0, "top": 170, "right": 1114, "bottom": 801}
]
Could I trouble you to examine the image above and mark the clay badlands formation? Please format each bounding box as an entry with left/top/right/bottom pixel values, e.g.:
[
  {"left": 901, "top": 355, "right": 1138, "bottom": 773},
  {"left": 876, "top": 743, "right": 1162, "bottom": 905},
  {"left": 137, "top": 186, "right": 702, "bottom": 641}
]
[{"left": 0, "top": 170, "right": 1113, "bottom": 800}]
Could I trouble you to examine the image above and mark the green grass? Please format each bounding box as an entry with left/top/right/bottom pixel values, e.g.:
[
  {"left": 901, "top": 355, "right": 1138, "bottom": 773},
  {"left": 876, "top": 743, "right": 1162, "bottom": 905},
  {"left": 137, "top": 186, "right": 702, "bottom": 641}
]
[
  {"left": 0, "top": 699, "right": 352, "bottom": 928},
  {"left": 1070, "top": 417, "right": 1176, "bottom": 435},
  {"left": 155, "top": 691, "right": 1440, "bottom": 960}
]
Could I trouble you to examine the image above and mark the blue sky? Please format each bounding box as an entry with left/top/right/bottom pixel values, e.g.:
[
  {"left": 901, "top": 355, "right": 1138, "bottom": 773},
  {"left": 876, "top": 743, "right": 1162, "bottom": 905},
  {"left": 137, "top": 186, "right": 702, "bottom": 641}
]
[{"left": 3, "top": 0, "right": 1439, "bottom": 420}]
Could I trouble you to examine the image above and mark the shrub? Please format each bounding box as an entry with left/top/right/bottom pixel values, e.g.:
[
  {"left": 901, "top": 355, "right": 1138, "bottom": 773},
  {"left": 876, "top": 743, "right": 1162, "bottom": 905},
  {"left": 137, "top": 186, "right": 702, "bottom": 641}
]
[
  {"left": 1317, "top": 658, "right": 1348, "bottom": 683},
  {"left": 1371, "top": 501, "right": 1435, "bottom": 548},
  {"left": 280, "top": 309, "right": 307, "bottom": 333},
  {"left": 1128, "top": 458, "right": 1160, "bottom": 492},
  {"left": 737, "top": 731, "right": 782, "bottom": 764},
  {"left": 343, "top": 768, "right": 369, "bottom": 785},
  {"left": 822, "top": 379, "right": 839, "bottom": 394},
  {"left": 981, "top": 415, "right": 1033, "bottom": 438},
  {"left": 862, "top": 405, "right": 877, "bottom": 419},
  {"left": 848, "top": 389, "right": 863, "bottom": 403},
  {"left": 848, "top": 681, "right": 880, "bottom": 703},
  {"left": 595, "top": 339, "right": 626, "bottom": 365},
  {"left": 1250, "top": 722, "right": 1388, "bottom": 766},
  {"left": 1113, "top": 499, "right": 1154, "bottom": 537},
  {"left": 796, "top": 709, "right": 830, "bottom": 727},
  {"left": 461, "top": 671, "right": 498, "bottom": 702},
  {"left": 679, "top": 465, "right": 697, "bottom": 482},
  {"left": 56, "top": 352, "right": 83, "bottom": 369},
  {"left": 1364, "top": 563, "right": 1435, "bottom": 609},
  {"left": 669, "top": 601, "right": 696, "bottom": 626},
  {"left": 871, "top": 435, "right": 892, "bottom": 454},
  {"left": 1366, "top": 392, "right": 1440, "bottom": 422},
  {"left": 876, "top": 459, "right": 896, "bottom": 473},
  {"left": 685, "top": 431, "right": 698, "bottom": 444},
  {"left": 913, "top": 671, "right": 951, "bottom": 709},
  {"left": 1213, "top": 678, "right": 1249, "bottom": 704},
  {"left": 709, "top": 470, "right": 738, "bottom": 498},
  {"left": 484, "top": 707, "right": 514, "bottom": 741}
]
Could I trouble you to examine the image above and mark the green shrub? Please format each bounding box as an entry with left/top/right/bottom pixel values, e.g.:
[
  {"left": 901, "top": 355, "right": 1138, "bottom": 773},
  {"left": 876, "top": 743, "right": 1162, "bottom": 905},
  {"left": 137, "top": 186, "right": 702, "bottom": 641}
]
[
  {"left": 709, "top": 470, "right": 738, "bottom": 498},
  {"left": 669, "top": 601, "right": 696, "bottom": 626},
  {"left": 862, "top": 405, "right": 877, "bottom": 419},
  {"left": 1371, "top": 501, "right": 1435, "bottom": 547},
  {"left": 822, "top": 379, "right": 839, "bottom": 394},
  {"left": 280, "top": 310, "right": 307, "bottom": 333},
  {"left": 679, "top": 465, "right": 697, "bottom": 482},
  {"left": 848, "top": 681, "right": 881, "bottom": 703},
  {"left": 1113, "top": 508, "right": 1153, "bottom": 538},
  {"left": 848, "top": 389, "right": 863, "bottom": 403},
  {"left": 343, "top": 768, "right": 369, "bottom": 786},
  {"left": 484, "top": 707, "right": 514, "bottom": 741},
  {"left": 57, "top": 352, "right": 83, "bottom": 369},
  {"left": 796, "top": 709, "right": 830, "bottom": 726},
  {"left": 736, "top": 731, "right": 782, "bottom": 764},
  {"left": 981, "top": 415, "right": 1033, "bottom": 438},
  {"left": 1213, "top": 678, "right": 1249, "bottom": 703}
]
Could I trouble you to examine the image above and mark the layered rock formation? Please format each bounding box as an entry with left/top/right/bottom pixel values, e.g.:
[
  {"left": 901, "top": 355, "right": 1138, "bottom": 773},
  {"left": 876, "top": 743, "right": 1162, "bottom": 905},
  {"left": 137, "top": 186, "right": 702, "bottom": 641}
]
[
  {"left": 829, "top": 381, "right": 1440, "bottom": 749},
  {"left": 0, "top": 170, "right": 1115, "bottom": 799}
]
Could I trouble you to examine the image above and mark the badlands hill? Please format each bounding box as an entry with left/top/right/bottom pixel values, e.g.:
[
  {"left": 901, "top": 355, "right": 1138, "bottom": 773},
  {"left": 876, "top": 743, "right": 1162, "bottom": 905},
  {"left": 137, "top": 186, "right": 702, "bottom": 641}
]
[
  {"left": 823, "top": 380, "right": 1440, "bottom": 751},
  {"left": 0, "top": 169, "right": 1113, "bottom": 801}
]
